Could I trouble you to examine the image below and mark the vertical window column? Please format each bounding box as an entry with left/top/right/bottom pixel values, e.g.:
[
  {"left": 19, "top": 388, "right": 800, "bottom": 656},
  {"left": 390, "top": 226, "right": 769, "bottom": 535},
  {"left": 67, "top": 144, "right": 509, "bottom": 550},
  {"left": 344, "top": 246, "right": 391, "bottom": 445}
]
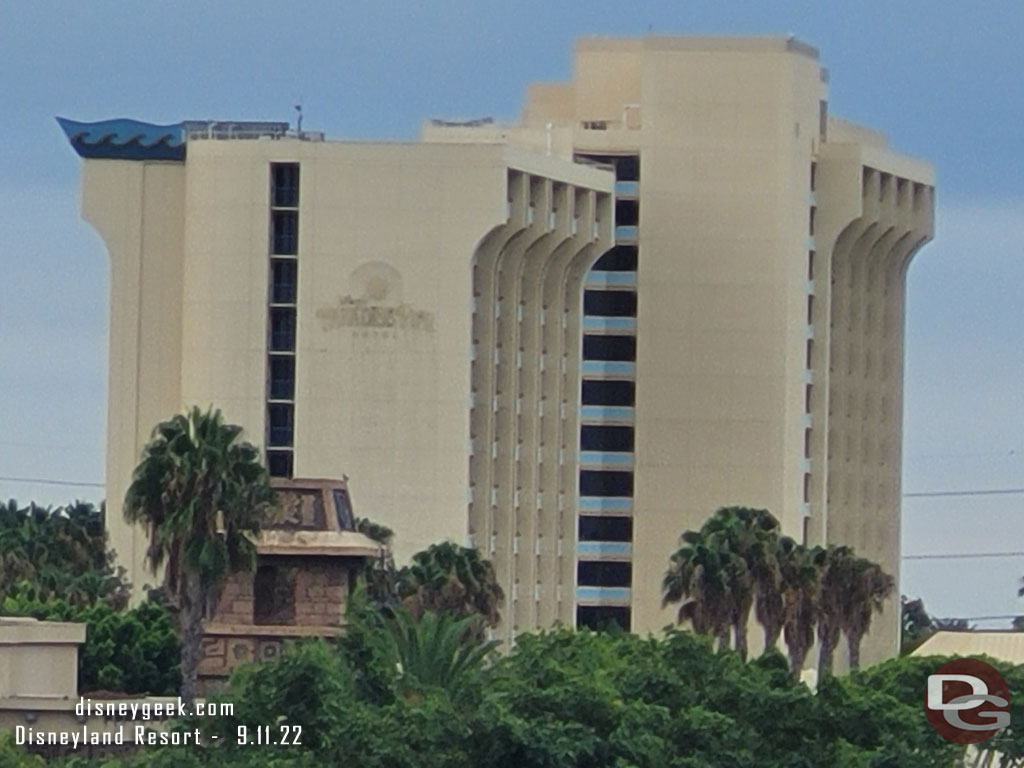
[
  {"left": 802, "top": 161, "right": 817, "bottom": 537},
  {"left": 267, "top": 163, "right": 299, "bottom": 478},
  {"left": 573, "top": 153, "right": 639, "bottom": 632}
]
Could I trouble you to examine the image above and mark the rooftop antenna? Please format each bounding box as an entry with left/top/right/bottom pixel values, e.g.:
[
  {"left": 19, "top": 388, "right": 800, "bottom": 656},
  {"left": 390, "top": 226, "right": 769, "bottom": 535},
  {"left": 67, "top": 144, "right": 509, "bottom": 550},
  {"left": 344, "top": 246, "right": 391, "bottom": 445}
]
[{"left": 294, "top": 103, "right": 303, "bottom": 134}]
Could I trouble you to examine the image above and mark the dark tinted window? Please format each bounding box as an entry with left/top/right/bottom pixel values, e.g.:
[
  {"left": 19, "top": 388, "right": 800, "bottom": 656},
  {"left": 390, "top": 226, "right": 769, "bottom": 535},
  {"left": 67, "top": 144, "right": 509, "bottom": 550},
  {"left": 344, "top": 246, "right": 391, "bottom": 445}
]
[
  {"left": 333, "top": 489, "right": 354, "bottom": 530},
  {"left": 271, "top": 163, "right": 299, "bottom": 207},
  {"left": 581, "top": 380, "right": 635, "bottom": 406},
  {"left": 575, "top": 154, "right": 639, "bottom": 182},
  {"left": 579, "top": 470, "right": 633, "bottom": 496},
  {"left": 580, "top": 425, "right": 634, "bottom": 452},
  {"left": 576, "top": 605, "right": 631, "bottom": 632},
  {"left": 270, "top": 259, "right": 297, "bottom": 304},
  {"left": 577, "top": 560, "right": 632, "bottom": 587},
  {"left": 582, "top": 335, "right": 636, "bottom": 361},
  {"left": 267, "top": 450, "right": 293, "bottom": 478},
  {"left": 271, "top": 211, "right": 298, "bottom": 255},
  {"left": 584, "top": 291, "right": 636, "bottom": 317},
  {"left": 615, "top": 199, "right": 639, "bottom": 226},
  {"left": 267, "top": 403, "right": 294, "bottom": 446},
  {"left": 578, "top": 515, "right": 632, "bottom": 542},
  {"left": 268, "top": 355, "right": 295, "bottom": 400},
  {"left": 592, "top": 246, "right": 637, "bottom": 271},
  {"left": 269, "top": 308, "right": 296, "bottom": 351}
]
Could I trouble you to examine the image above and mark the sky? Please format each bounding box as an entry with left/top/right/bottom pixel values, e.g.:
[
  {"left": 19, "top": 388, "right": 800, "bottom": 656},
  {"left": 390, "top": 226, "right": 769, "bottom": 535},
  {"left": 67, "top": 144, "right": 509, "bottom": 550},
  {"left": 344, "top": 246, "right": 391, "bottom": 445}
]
[{"left": 1, "top": 1, "right": 1022, "bottom": 628}]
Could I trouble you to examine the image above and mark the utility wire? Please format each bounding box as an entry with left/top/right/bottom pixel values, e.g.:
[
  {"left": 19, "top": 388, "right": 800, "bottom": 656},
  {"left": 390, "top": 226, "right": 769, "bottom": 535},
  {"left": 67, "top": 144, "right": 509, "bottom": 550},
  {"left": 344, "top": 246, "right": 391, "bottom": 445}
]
[
  {"left": 903, "top": 551, "right": 1024, "bottom": 561},
  {"left": 0, "top": 475, "right": 104, "bottom": 489},
  {"left": 905, "top": 488, "right": 1024, "bottom": 498},
  {"left": 940, "top": 615, "right": 1022, "bottom": 623}
]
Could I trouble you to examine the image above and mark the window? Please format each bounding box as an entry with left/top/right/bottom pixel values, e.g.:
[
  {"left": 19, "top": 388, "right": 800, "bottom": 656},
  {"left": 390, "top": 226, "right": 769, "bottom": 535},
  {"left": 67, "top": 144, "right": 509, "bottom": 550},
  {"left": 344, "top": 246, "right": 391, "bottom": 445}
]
[
  {"left": 270, "top": 259, "right": 298, "bottom": 304},
  {"left": 576, "top": 605, "right": 630, "bottom": 632},
  {"left": 267, "top": 450, "right": 293, "bottom": 478},
  {"left": 810, "top": 162, "right": 817, "bottom": 192},
  {"left": 580, "top": 425, "right": 634, "bottom": 452},
  {"left": 253, "top": 565, "right": 296, "bottom": 625},
  {"left": 807, "top": 295, "right": 814, "bottom": 326},
  {"left": 614, "top": 199, "right": 639, "bottom": 227},
  {"left": 578, "top": 515, "right": 632, "bottom": 542},
  {"left": 808, "top": 250, "right": 815, "bottom": 281},
  {"left": 579, "top": 470, "right": 633, "bottom": 497},
  {"left": 582, "top": 335, "right": 636, "bottom": 361},
  {"left": 268, "top": 355, "right": 295, "bottom": 400},
  {"left": 809, "top": 207, "right": 816, "bottom": 237},
  {"left": 271, "top": 211, "right": 298, "bottom": 255},
  {"left": 333, "top": 489, "right": 354, "bottom": 530},
  {"left": 267, "top": 403, "right": 294, "bottom": 447},
  {"left": 584, "top": 290, "right": 637, "bottom": 317},
  {"left": 269, "top": 308, "right": 296, "bottom": 351},
  {"left": 574, "top": 154, "right": 639, "bottom": 182},
  {"left": 577, "top": 560, "right": 631, "bottom": 587},
  {"left": 593, "top": 245, "right": 638, "bottom": 271},
  {"left": 582, "top": 380, "right": 635, "bottom": 406},
  {"left": 271, "top": 163, "right": 299, "bottom": 207}
]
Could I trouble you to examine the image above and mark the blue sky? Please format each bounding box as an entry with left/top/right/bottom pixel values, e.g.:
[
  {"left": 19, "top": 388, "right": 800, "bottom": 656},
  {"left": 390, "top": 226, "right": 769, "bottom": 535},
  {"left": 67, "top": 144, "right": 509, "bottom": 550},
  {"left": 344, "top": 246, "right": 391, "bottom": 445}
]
[{"left": 1, "top": 1, "right": 1022, "bottom": 627}]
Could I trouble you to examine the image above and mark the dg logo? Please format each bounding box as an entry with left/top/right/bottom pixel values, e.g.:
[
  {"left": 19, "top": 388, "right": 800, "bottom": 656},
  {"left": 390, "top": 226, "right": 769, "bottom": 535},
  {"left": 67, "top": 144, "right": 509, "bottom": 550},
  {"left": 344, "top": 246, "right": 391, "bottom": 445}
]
[{"left": 924, "top": 658, "right": 1010, "bottom": 744}]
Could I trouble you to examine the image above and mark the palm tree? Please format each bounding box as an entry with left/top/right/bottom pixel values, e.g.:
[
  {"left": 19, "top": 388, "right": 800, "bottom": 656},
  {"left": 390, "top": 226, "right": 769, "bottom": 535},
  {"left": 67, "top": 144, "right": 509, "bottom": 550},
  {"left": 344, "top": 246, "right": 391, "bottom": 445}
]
[
  {"left": 840, "top": 557, "right": 894, "bottom": 670},
  {"left": 383, "top": 607, "right": 498, "bottom": 703},
  {"left": 816, "top": 545, "right": 856, "bottom": 675},
  {"left": 702, "top": 507, "right": 782, "bottom": 659},
  {"left": 396, "top": 542, "right": 504, "bottom": 638},
  {"left": 779, "top": 539, "right": 824, "bottom": 678},
  {"left": 123, "top": 406, "right": 275, "bottom": 704},
  {"left": 662, "top": 529, "right": 733, "bottom": 651}
]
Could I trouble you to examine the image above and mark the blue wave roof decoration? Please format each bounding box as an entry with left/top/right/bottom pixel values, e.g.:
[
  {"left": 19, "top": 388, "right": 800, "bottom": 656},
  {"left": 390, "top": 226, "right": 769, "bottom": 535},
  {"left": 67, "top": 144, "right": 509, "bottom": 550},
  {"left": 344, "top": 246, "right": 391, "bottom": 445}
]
[{"left": 57, "top": 117, "right": 186, "bottom": 161}]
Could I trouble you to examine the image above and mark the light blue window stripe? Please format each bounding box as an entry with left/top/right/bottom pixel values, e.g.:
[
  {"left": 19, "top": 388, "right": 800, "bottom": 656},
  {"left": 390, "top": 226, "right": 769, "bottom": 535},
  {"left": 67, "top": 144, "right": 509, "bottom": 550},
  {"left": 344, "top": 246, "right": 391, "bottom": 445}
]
[
  {"left": 579, "top": 451, "right": 633, "bottom": 466},
  {"left": 575, "top": 586, "right": 632, "bottom": 602},
  {"left": 614, "top": 180, "right": 639, "bottom": 196},
  {"left": 580, "top": 405, "right": 634, "bottom": 421},
  {"left": 615, "top": 225, "right": 638, "bottom": 240},
  {"left": 578, "top": 497, "right": 633, "bottom": 512},
  {"left": 582, "top": 316, "right": 636, "bottom": 332},
  {"left": 580, "top": 360, "right": 635, "bottom": 376},
  {"left": 584, "top": 271, "right": 637, "bottom": 287},
  {"left": 575, "top": 541, "right": 631, "bottom": 556}
]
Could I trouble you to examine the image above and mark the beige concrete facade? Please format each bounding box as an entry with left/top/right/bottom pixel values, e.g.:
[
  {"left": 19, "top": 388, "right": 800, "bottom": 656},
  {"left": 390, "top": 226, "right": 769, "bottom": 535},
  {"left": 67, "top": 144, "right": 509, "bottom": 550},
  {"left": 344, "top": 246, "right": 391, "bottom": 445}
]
[
  {"left": 66, "top": 35, "right": 932, "bottom": 667},
  {"left": 73, "top": 134, "right": 613, "bottom": 619},
  {"left": 427, "top": 36, "right": 934, "bottom": 663}
]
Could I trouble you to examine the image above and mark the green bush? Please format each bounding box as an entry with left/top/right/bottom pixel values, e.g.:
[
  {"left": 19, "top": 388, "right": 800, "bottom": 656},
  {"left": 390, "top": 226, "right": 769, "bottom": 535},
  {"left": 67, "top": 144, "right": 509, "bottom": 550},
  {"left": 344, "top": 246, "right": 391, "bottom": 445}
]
[{"left": 1, "top": 593, "right": 179, "bottom": 695}]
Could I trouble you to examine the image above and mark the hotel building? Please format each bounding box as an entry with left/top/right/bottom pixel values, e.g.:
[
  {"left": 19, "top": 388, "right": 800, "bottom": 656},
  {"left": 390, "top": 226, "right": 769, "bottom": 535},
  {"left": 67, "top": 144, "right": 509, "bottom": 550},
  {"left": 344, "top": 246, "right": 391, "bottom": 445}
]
[{"left": 61, "top": 36, "right": 933, "bottom": 666}]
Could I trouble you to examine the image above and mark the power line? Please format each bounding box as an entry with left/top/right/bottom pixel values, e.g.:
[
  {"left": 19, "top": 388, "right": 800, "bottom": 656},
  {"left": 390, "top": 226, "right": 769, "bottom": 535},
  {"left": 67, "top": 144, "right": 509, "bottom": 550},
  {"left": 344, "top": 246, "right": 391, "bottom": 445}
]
[
  {"left": 0, "top": 475, "right": 103, "bottom": 489},
  {"left": 905, "top": 488, "right": 1024, "bottom": 498},
  {"left": 903, "top": 551, "right": 1024, "bottom": 561},
  {"left": 947, "top": 615, "right": 1022, "bottom": 622}
]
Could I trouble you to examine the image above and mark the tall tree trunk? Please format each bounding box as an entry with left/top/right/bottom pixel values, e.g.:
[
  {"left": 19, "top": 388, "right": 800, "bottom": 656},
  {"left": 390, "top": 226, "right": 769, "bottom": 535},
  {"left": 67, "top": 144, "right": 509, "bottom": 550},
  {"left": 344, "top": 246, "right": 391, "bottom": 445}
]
[
  {"left": 733, "top": 621, "right": 748, "bottom": 661},
  {"left": 818, "top": 625, "right": 837, "bottom": 677},
  {"left": 179, "top": 572, "right": 206, "bottom": 706},
  {"left": 847, "top": 630, "right": 862, "bottom": 671},
  {"left": 764, "top": 621, "right": 782, "bottom": 654},
  {"left": 788, "top": 642, "right": 804, "bottom": 679},
  {"left": 716, "top": 629, "right": 730, "bottom": 652}
]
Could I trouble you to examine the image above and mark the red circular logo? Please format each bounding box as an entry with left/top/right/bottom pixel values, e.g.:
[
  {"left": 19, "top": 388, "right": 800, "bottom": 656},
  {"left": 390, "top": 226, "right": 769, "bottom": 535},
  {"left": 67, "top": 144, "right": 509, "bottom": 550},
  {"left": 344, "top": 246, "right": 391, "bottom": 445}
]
[{"left": 924, "top": 658, "right": 1010, "bottom": 744}]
